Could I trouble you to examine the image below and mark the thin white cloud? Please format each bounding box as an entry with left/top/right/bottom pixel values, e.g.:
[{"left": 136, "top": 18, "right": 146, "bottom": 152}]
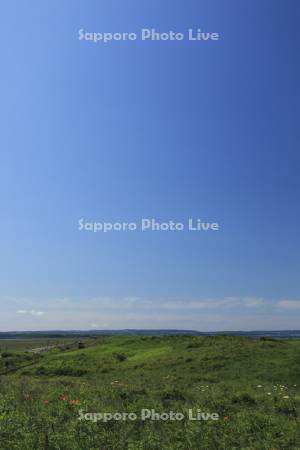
[
  {"left": 161, "top": 297, "right": 264, "bottom": 310},
  {"left": 0, "top": 295, "right": 296, "bottom": 331},
  {"left": 16, "top": 309, "right": 45, "bottom": 316},
  {"left": 278, "top": 300, "right": 300, "bottom": 310}
]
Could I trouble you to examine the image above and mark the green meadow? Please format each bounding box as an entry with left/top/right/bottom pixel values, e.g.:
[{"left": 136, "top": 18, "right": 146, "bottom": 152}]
[{"left": 0, "top": 335, "right": 300, "bottom": 449}]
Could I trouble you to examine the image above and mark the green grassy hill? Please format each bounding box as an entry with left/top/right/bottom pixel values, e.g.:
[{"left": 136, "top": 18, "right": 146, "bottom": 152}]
[{"left": 1, "top": 335, "right": 300, "bottom": 449}]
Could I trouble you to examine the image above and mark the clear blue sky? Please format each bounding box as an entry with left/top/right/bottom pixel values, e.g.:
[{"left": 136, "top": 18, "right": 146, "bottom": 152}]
[{"left": 0, "top": 0, "right": 299, "bottom": 331}]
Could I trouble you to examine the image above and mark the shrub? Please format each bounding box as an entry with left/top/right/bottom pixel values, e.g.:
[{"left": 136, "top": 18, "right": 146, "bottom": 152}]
[
  {"left": 1, "top": 352, "right": 14, "bottom": 358},
  {"left": 114, "top": 353, "right": 127, "bottom": 362}
]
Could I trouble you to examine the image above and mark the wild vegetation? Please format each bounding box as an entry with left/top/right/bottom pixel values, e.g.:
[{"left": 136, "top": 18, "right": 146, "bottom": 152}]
[{"left": 0, "top": 335, "right": 300, "bottom": 449}]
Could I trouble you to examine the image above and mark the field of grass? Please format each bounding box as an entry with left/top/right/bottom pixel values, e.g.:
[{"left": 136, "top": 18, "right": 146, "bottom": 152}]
[
  {"left": 0, "top": 338, "right": 89, "bottom": 353},
  {"left": 0, "top": 335, "right": 300, "bottom": 449}
]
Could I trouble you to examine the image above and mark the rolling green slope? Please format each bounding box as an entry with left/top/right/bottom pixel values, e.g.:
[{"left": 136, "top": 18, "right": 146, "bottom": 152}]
[{"left": 0, "top": 336, "right": 300, "bottom": 449}]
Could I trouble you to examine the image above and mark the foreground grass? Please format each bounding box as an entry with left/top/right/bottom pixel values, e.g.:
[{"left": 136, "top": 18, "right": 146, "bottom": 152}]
[{"left": 0, "top": 335, "right": 300, "bottom": 449}]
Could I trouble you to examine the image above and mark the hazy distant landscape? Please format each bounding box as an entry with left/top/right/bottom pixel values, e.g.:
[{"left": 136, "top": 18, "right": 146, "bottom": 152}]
[
  {"left": 1, "top": 329, "right": 300, "bottom": 339},
  {"left": 1, "top": 334, "right": 300, "bottom": 449}
]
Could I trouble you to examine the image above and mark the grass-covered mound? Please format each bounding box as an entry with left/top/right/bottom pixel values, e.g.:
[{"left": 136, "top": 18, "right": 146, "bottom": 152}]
[{"left": 0, "top": 335, "right": 300, "bottom": 449}]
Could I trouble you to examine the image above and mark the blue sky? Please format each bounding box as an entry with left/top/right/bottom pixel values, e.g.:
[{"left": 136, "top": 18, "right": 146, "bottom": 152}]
[{"left": 0, "top": 0, "right": 299, "bottom": 331}]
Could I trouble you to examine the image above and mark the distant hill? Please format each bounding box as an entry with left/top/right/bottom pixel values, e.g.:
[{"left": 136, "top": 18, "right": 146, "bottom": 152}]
[{"left": 1, "top": 329, "right": 300, "bottom": 339}]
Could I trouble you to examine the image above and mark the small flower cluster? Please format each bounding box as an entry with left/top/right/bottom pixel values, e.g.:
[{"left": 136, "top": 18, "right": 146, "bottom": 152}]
[
  {"left": 41, "top": 396, "right": 80, "bottom": 406},
  {"left": 256, "top": 383, "right": 297, "bottom": 399},
  {"left": 60, "top": 395, "right": 80, "bottom": 405},
  {"left": 197, "top": 385, "right": 209, "bottom": 392}
]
